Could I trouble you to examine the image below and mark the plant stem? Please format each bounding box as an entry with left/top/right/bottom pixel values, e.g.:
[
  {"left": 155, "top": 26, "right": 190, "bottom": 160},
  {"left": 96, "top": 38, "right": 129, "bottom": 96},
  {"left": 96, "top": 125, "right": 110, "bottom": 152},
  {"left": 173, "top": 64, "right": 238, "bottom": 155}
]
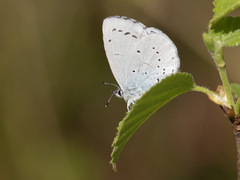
[
  {"left": 232, "top": 124, "right": 240, "bottom": 180},
  {"left": 214, "top": 44, "right": 234, "bottom": 107},
  {"left": 192, "top": 85, "right": 216, "bottom": 96}
]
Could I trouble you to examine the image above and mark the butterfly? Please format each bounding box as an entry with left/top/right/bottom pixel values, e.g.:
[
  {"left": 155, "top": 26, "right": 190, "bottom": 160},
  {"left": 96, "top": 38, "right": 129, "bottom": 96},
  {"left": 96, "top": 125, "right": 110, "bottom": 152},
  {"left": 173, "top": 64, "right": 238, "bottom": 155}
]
[{"left": 102, "top": 16, "right": 180, "bottom": 110}]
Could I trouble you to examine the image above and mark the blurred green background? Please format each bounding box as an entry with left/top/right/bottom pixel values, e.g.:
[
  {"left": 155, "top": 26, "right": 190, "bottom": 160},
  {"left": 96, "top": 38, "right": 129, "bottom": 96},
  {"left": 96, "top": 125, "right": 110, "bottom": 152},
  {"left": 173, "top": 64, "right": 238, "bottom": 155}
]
[{"left": 0, "top": 0, "right": 240, "bottom": 179}]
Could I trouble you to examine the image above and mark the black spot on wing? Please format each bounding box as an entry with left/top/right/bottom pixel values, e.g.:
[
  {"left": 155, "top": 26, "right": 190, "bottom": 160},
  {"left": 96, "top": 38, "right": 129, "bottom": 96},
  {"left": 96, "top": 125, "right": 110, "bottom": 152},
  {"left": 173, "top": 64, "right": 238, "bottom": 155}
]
[
  {"left": 132, "top": 35, "right": 137, "bottom": 39},
  {"left": 124, "top": 32, "right": 130, "bottom": 35},
  {"left": 163, "top": 68, "right": 166, "bottom": 75}
]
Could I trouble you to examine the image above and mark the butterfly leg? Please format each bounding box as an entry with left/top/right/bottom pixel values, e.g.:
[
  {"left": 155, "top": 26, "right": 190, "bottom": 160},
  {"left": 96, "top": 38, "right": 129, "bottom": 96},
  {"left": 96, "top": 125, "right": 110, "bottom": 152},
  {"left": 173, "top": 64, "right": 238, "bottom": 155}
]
[{"left": 127, "top": 99, "right": 135, "bottom": 111}]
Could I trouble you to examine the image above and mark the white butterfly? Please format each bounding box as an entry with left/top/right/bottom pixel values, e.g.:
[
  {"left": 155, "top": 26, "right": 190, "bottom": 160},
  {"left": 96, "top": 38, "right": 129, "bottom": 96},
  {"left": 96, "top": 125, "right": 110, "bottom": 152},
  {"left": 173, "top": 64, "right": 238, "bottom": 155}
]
[{"left": 102, "top": 16, "right": 180, "bottom": 110}]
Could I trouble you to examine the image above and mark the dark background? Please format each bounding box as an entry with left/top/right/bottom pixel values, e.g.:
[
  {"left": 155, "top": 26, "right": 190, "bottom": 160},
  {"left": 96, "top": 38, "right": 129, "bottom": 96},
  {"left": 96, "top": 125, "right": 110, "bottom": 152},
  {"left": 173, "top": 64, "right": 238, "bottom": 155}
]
[{"left": 0, "top": 0, "right": 240, "bottom": 179}]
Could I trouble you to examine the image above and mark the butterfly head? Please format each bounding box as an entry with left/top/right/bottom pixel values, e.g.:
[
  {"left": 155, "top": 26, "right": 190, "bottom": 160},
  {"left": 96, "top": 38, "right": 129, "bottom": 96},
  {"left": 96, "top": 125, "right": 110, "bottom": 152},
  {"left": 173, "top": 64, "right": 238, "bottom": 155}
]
[
  {"left": 114, "top": 88, "right": 123, "bottom": 98},
  {"left": 103, "top": 82, "right": 123, "bottom": 107}
]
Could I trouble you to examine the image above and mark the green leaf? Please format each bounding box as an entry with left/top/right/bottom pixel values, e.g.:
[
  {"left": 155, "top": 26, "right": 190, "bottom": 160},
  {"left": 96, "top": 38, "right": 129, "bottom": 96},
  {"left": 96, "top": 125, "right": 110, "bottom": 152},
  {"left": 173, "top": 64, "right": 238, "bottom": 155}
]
[
  {"left": 209, "top": 16, "right": 240, "bottom": 47},
  {"left": 202, "top": 32, "right": 215, "bottom": 53},
  {"left": 231, "top": 83, "right": 240, "bottom": 98},
  {"left": 210, "top": 0, "right": 240, "bottom": 27},
  {"left": 110, "top": 73, "right": 195, "bottom": 171}
]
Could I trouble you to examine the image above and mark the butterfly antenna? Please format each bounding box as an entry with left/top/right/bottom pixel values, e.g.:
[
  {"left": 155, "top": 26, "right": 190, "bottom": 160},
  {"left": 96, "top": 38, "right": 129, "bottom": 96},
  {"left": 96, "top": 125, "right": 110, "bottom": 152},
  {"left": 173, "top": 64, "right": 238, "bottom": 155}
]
[
  {"left": 102, "top": 81, "right": 120, "bottom": 88},
  {"left": 105, "top": 90, "right": 117, "bottom": 107},
  {"left": 103, "top": 82, "right": 121, "bottom": 107}
]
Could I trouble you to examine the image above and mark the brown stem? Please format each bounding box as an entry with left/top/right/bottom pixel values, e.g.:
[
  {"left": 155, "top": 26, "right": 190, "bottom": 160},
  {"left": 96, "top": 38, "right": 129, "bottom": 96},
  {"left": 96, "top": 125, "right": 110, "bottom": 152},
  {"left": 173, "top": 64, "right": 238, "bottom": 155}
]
[
  {"left": 233, "top": 124, "right": 240, "bottom": 180},
  {"left": 220, "top": 105, "right": 240, "bottom": 179}
]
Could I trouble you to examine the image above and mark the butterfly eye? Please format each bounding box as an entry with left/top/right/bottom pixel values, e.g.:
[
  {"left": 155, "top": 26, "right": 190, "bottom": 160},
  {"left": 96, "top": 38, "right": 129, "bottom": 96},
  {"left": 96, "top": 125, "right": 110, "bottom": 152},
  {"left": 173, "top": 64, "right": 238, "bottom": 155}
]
[{"left": 113, "top": 89, "right": 123, "bottom": 98}]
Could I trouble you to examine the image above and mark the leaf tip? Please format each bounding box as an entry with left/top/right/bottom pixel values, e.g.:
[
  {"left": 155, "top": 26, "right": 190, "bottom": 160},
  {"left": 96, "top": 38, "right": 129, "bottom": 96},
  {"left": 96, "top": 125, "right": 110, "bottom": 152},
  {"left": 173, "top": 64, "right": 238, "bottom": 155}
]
[{"left": 110, "top": 159, "right": 117, "bottom": 172}]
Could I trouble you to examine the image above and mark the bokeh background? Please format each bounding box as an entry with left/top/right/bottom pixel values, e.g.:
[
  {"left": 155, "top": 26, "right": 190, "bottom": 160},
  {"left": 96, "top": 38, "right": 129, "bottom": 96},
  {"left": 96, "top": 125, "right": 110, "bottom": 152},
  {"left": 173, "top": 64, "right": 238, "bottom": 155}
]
[{"left": 0, "top": 0, "right": 240, "bottom": 179}]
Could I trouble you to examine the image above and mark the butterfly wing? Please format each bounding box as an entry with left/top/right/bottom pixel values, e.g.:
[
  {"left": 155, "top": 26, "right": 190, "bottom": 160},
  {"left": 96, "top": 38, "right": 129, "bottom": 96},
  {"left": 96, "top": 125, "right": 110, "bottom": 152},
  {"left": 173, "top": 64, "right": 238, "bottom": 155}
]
[
  {"left": 102, "top": 16, "right": 147, "bottom": 91},
  {"left": 125, "top": 27, "right": 180, "bottom": 93}
]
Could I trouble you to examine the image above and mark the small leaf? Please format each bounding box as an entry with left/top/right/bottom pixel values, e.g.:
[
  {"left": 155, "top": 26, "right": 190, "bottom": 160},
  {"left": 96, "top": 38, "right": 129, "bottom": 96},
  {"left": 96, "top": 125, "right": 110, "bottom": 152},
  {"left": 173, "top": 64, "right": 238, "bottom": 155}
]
[
  {"left": 210, "top": 0, "right": 240, "bottom": 27},
  {"left": 209, "top": 16, "right": 240, "bottom": 47},
  {"left": 110, "top": 73, "right": 195, "bottom": 171},
  {"left": 202, "top": 32, "right": 215, "bottom": 53},
  {"left": 231, "top": 83, "right": 240, "bottom": 98}
]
